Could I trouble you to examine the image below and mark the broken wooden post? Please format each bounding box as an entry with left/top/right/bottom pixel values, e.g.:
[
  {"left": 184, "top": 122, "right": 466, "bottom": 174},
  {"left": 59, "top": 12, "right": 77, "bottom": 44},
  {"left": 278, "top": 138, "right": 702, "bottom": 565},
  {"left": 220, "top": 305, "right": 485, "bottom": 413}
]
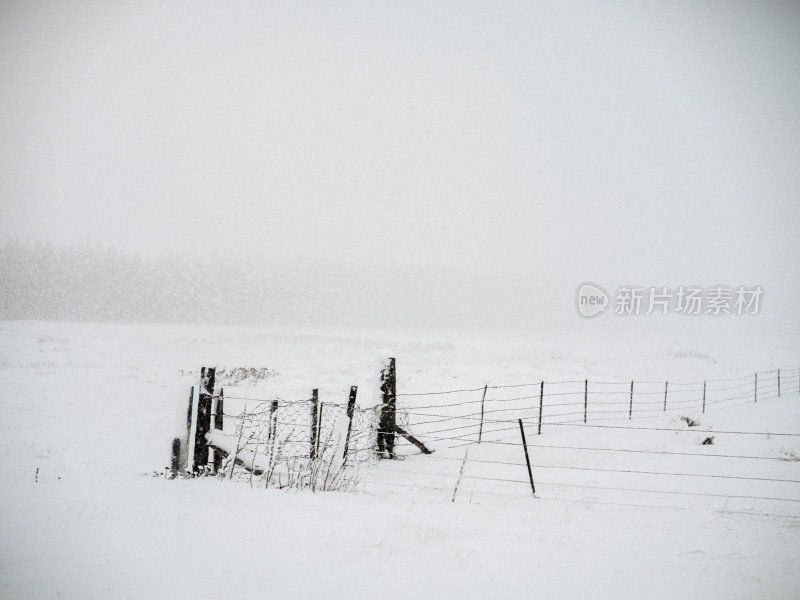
[
  {"left": 377, "top": 357, "right": 397, "bottom": 459},
  {"left": 309, "top": 389, "right": 319, "bottom": 460},
  {"left": 393, "top": 425, "right": 432, "bottom": 454}
]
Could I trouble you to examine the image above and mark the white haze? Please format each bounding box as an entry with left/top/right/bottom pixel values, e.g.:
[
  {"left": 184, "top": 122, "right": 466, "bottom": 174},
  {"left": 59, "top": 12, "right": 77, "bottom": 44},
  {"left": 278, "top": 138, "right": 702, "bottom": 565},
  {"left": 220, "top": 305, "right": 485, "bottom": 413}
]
[{"left": 1, "top": 1, "right": 799, "bottom": 336}]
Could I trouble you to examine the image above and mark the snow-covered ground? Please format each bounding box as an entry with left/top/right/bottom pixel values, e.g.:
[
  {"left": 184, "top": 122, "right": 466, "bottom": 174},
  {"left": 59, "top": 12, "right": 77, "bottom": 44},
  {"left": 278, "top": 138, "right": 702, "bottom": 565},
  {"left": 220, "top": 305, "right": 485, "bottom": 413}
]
[{"left": 1, "top": 320, "right": 799, "bottom": 599}]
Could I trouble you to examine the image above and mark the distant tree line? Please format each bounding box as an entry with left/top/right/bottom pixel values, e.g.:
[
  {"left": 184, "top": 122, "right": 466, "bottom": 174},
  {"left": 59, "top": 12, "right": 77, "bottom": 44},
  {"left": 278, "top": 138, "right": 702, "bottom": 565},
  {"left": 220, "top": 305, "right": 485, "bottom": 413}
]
[{"left": 0, "top": 239, "right": 517, "bottom": 329}]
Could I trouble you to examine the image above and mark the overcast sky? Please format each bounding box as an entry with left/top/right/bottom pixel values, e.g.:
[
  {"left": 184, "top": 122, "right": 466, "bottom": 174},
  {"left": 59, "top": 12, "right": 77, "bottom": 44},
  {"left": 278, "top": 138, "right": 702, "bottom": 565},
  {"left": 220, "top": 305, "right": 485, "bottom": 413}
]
[{"left": 1, "top": 1, "right": 799, "bottom": 333}]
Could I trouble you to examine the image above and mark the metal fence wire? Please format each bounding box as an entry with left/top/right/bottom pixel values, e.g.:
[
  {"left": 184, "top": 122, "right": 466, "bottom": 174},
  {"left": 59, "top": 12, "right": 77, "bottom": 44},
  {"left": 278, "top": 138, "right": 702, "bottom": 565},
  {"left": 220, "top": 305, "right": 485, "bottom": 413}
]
[
  {"left": 183, "top": 366, "right": 798, "bottom": 511},
  {"left": 217, "top": 396, "right": 379, "bottom": 484}
]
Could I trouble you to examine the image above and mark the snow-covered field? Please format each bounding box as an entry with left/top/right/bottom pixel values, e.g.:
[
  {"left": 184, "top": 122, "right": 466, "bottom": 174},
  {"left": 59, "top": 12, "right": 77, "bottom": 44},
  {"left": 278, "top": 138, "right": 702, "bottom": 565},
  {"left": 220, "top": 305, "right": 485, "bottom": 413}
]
[{"left": 1, "top": 320, "right": 799, "bottom": 599}]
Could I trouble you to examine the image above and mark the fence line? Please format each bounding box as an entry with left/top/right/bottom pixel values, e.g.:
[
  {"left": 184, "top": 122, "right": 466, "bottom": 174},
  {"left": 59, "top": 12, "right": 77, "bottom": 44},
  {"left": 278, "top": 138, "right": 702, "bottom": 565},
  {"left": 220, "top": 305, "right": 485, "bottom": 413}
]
[
  {"left": 393, "top": 368, "right": 799, "bottom": 451},
  {"left": 177, "top": 363, "right": 799, "bottom": 516},
  {"left": 399, "top": 368, "right": 797, "bottom": 402}
]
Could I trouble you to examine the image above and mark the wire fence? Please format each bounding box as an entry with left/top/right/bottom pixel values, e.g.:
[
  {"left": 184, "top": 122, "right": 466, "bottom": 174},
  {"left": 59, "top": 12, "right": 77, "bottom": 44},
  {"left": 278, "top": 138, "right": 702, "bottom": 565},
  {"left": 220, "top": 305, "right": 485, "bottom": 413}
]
[
  {"left": 360, "top": 420, "right": 800, "bottom": 518},
  {"left": 221, "top": 397, "right": 377, "bottom": 464},
  {"left": 396, "top": 367, "right": 800, "bottom": 447},
  {"left": 211, "top": 395, "right": 379, "bottom": 489},
  {"left": 200, "top": 366, "right": 800, "bottom": 517},
  {"left": 358, "top": 366, "right": 800, "bottom": 517}
]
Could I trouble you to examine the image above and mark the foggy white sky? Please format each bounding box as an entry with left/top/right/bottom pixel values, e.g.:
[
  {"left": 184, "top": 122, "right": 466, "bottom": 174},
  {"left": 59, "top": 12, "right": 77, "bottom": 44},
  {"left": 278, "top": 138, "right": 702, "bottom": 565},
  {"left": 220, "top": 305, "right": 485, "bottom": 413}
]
[{"left": 1, "top": 1, "right": 799, "bottom": 332}]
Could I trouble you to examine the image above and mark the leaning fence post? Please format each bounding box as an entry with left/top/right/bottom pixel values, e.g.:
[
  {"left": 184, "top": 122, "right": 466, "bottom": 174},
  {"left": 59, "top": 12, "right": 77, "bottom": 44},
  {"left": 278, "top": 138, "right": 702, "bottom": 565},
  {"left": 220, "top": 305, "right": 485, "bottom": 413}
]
[
  {"left": 452, "top": 448, "right": 469, "bottom": 503},
  {"left": 518, "top": 419, "right": 536, "bottom": 496},
  {"left": 343, "top": 386, "right": 357, "bottom": 460},
  {"left": 378, "top": 357, "right": 397, "bottom": 459},
  {"left": 309, "top": 389, "right": 319, "bottom": 460},
  {"left": 664, "top": 381, "right": 668, "bottom": 412},
  {"left": 702, "top": 380, "right": 706, "bottom": 414},
  {"left": 629, "top": 380, "right": 634, "bottom": 420},
  {"left": 538, "top": 381, "right": 544, "bottom": 435},
  {"left": 478, "top": 385, "right": 488, "bottom": 443}
]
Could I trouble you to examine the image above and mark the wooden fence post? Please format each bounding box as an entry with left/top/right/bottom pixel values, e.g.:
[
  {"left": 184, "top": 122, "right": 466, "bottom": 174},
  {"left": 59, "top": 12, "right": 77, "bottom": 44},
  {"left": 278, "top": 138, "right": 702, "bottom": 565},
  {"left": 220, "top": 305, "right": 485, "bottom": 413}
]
[
  {"left": 629, "top": 380, "right": 634, "bottom": 420},
  {"left": 478, "top": 385, "right": 488, "bottom": 443},
  {"left": 171, "top": 437, "right": 181, "bottom": 476},
  {"left": 269, "top": 399, "right": 278, "bottom": 441},
  {"left": 755, "top": 372, "right": 758, "bottom": 403},
  {"left": 452, "top": 448, "right": 469, "bottom": 503},
  {"left": 215, "top": 387, "right": 224, "bottom": 431},
  {"left": 584, "top": 379, "right": 588, "bottom": 424},
  {"left": 171, "top": 385, "right": 194, "bottom": 476},
  {"left": 538, "top": 381, "right": 544, "bottom": 435},
  {"left": 209, "top": 387, "right": 224, "bottom": 474},
  {"left": 664, "top": 381, "right": 668, "bottom": 412},
  {"left": 197, "top": 367, "right": 215, "bottom": 473},
  {"left": 702, "top": 380, "right": 706, "bottom": 414},
  {"left": 188, "top": 367, "right": 215, "bottom": 474},
  {"left": 317, "top": 402, "right": 324, "bottom": 456},
  {"left": 309, "top": 389, "right": 319, "bottom": 460},
  {"left": 518, "top": 419, "right": 536, "bottom": 496},
  {"left": 378, "top": 357, "right": 397, "bottom": 459},
  {"left": 186, "top": 385, "right": 198, "bottom": 473},
  {"left": 778, "top": 369, "right": 781, "bottom": 398},
  {"left": 343, "top": 386, "right": 357, "bottom": 460}
]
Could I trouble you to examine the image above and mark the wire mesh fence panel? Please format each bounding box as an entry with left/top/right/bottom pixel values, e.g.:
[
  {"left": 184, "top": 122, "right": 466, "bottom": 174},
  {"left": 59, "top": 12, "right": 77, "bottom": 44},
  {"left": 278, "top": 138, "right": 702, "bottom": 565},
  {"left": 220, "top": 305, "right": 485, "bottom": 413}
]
[{"left": 216, "top": 397, "right": 378, "bottom": 489}]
